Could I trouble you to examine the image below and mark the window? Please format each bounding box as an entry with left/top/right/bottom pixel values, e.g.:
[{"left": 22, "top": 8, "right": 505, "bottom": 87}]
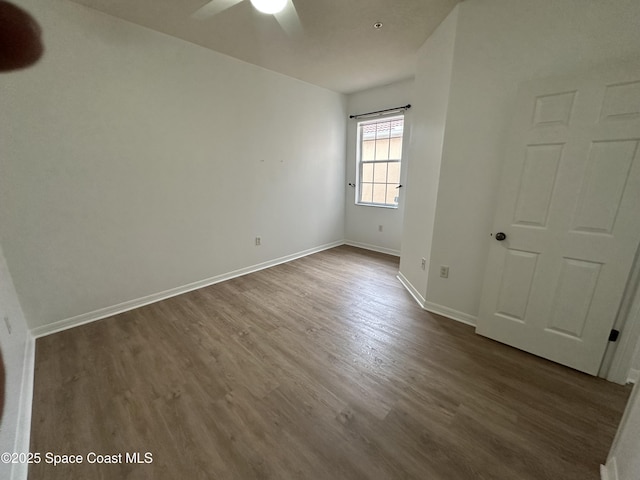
[{"left": 356, "top": 115, "right": 404, "bottom": 208}]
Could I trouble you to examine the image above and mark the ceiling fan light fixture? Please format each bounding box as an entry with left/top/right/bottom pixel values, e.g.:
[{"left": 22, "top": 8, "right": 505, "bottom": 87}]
[{"left": 250, "top": 0, "right": 287, "bottom": 14}]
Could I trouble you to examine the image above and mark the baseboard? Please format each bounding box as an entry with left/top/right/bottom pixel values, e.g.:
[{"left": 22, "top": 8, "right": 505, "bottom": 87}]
[
  {"left": 627, "top": 368, "right": 640, "bottom": 384},
  {"left": 423, "top": 301, "right": 478, "bottom": 327},
  {"left": 396, "top": 273, "right": 478, "bottom": 327},
  {"left": 11, "top": 334, "right": 35, "bottom": 480},
  {"left": 344, "top": 240, "right": 400, "bottom": 257},
  {"left": 601, "top": 458, "right": 619, "bottom": 480},
  {"left": 396, "top": 272, "right": 426, "bottom": 308},
  {"left": 31, "top": 241, "right": 344, "bottom": 338}
]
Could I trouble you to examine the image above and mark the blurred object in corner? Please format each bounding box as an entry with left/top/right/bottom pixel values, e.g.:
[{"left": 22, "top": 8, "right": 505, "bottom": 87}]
[
  {"left": 0, "top": 0, "right": 43, "bottom": 71},
  {"left": 0, "top": 0, "right": 43, "bottom": 424}
]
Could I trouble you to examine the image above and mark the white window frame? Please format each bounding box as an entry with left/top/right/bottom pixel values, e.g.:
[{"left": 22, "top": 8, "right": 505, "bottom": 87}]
[{"left": 355, "top": 114, "right": 405, "bottom": 208}]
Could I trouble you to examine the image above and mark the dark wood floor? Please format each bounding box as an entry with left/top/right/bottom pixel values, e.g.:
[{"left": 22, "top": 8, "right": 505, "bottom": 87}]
[{"left": 29, "top": 246, "right": 629, "bottom": 480}]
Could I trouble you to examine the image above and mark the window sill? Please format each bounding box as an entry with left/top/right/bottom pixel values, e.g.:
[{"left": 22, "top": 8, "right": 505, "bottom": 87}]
[{"left": 355, "top": 203, "right": 398, "bottom": 209}]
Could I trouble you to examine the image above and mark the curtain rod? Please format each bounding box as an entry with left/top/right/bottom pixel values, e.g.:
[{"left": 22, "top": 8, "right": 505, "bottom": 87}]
[{"left": 349, "top": 104, "right": 411, "bottom": 120}]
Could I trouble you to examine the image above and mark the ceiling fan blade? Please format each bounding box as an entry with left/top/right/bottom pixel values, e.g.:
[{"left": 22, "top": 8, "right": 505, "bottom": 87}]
[
  {"left": 192, "top": 0, "right": 243, "bottom": 20},
  {"left": 273, "top": 0, "right": 303, "bottom": 37}
]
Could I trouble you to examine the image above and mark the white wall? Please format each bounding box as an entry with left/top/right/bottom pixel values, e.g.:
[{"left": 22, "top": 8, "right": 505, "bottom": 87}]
[
  {"left": 345, "top": 79, "right": 414, "bottom": 256},
  {"left": 401, "top": 0, "right": 640, "bottom": 322},
  {"left": 604, "top": 263, "right": 640, "bottom": 384},
  {"left": 632, "top": 337, "right": 640, "bottom": 383},
  {"left": 628, "top": 289, "right": 640, "bottom": 382},
  {"left": 398, "top": 7, "right": 458, "bottom": 303},
  {"left": 603, "top": 382, "right": 640, "bottom": 480},
  {"left": 0, "top": 245, "right": 33, "bottom": 480},
  {"left": 0, "top": 0, "right": 346, "bottom": 331}
]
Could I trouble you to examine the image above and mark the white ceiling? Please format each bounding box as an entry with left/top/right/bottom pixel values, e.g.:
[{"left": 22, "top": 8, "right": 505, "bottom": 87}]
[{"left": 67, "top": 0, "right": 460, "bottom": 94}]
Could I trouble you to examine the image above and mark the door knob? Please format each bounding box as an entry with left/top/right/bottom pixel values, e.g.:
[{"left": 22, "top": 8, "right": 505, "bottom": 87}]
[{"left": 495, "top": 232, "right": 507, "bottom": 241}]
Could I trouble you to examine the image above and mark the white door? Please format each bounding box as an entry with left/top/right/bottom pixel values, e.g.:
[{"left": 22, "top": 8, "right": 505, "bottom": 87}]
[{"left": 477, "top": 62, "right": 640, "bottom": 375}]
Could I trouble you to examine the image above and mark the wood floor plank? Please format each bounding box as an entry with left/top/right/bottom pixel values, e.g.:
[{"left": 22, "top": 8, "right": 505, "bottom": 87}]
[{"left": 28, "top": 246, "right": 630, "bottom": 479}]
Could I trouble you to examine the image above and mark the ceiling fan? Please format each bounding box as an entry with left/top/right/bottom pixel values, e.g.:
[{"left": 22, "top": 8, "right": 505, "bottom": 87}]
[{"left": 192, "top": 0, "right": 303, "bottom": 36}]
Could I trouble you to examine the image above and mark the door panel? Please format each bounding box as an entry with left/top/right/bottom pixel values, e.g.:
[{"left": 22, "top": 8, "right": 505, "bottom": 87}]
[
  {"left": 600, "top": 81, "right": 640, "bottom": 121},
  {"left": 572, "top": 140, "right": 637, "bottom": 234},
  {"left": 533, "top": 91, "right": 576, "bottom": 126},
  {"left": 513, "top": 144, "right": 563, "bottom": 227},
  {"left": 495, "top": 249, "right": 538, "bottom": 323},
  {"left": 477, "top": 62, "right": 640, "bottom": 375},
  {"left": 545, "top": 258, "right": 601, "bottom": 338}
]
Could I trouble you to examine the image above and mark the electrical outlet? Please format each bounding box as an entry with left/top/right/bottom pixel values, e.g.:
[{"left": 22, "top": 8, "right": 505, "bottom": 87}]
[
  {"left": 378, "top": 225, "right": 383, "bottom": 232},
  {"left": 421, "top": 258, "right": 426, "bottom": 270},
  {"left": 4, "top": 316, "right": 11, "bottom": 334},
  {"left": 440, "top": 265, "right": 449, "bottom": 278},
  {"left": 255, "top": 236, "right": 261, "bottom": 246}
]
